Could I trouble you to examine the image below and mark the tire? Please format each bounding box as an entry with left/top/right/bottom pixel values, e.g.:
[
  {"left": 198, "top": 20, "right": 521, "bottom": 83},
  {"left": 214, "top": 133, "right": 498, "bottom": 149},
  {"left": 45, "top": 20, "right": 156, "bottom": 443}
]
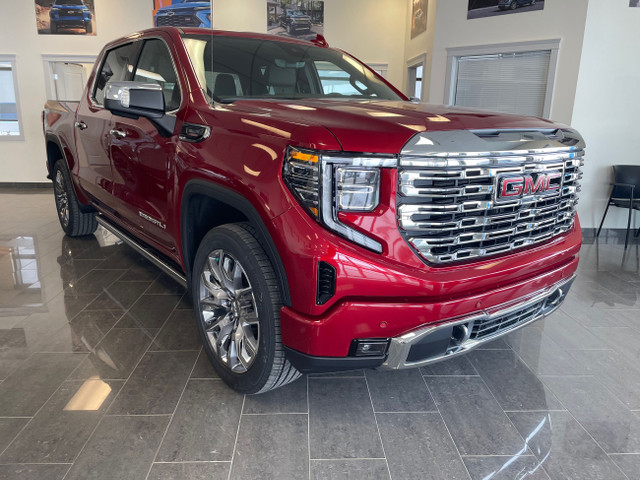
[
  {"left": 192, "top": 223, "right": 301, "bottom": 394},
  {"left": 52, "top": 160, "right": 98, "bottom": 237},
  {"left": 531, "top": 0, "right": 536, "bottom": 4},
  {"left": 85, "top": 21, "right": 92, "bottom": 34},
  {"left": 288, "top": 24, "right": 293, "bottom": 35},
  {"left": 510, "top": 2, "right": 518, "bottom": 9},
  {"left": 50, "top": 23, "right": 57, "bottom": 34}
]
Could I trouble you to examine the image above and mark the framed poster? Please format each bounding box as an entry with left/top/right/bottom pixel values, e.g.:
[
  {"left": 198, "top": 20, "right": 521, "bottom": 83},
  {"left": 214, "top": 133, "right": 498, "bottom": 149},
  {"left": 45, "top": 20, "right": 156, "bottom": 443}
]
[
  {"left": 267, "top": 0, "right": 324, "bottom": 42},
  {"left": 467, "top": 0, "right": 545, "bottom": 20},
  {"left": 411, "top": 0, "right": 427, "bottom": 39},
  {"left": 631, "top": 0, "right": 639, "bottom": 7},
  {"left": 35, "top": 0, "right": 96, "bottom": 35},
  {"left": 153, "top": 0, "right": 212, "bottom": 28}
]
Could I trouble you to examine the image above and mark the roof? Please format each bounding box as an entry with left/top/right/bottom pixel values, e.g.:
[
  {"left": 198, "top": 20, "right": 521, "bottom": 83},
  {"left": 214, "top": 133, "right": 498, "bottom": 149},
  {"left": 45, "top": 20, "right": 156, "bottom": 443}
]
[{"left": 155, "top": 26, "right": 327, "bottom": 47}]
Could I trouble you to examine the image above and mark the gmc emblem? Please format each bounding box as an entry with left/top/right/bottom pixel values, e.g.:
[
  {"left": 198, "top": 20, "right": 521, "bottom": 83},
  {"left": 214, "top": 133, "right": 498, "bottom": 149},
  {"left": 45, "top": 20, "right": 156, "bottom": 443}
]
[{"left": 497, "top": 172, "right": 562, "bottom": 200}]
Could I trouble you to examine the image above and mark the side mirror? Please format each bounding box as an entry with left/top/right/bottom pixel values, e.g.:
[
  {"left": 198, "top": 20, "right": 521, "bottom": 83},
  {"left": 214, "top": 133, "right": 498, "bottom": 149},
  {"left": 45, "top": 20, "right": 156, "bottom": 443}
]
[{"left": 104, "top": 82, "right": 175, "bottom": 136}]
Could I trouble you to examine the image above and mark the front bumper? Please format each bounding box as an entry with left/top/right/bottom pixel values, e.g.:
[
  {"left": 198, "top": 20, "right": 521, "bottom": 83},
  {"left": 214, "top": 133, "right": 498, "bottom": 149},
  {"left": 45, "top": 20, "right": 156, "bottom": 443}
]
[
  {"left": 285, "top": 272, "right": 575, "bottom": 373},
  {"left": 51, "top": 19, "right": 87, "bottom": 26},
  {"left": 383, "top": 274, "right": 574, "bottom": 369},
  {"left": 291, "top": 23, "right": 312, "bottom": 30}
]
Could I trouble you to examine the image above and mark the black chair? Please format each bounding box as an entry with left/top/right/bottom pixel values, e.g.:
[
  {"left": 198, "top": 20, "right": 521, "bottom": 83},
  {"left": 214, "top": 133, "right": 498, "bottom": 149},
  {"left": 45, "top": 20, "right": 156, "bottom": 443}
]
[{"left": 596, "top": 165, "right": 640, "bottom": 248}]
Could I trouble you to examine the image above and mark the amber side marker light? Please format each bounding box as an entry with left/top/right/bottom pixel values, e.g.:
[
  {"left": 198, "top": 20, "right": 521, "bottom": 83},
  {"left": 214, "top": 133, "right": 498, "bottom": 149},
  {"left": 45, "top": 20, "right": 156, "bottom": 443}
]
[{"left": 290, "top": 150, "right": 319, "bottom": 163}]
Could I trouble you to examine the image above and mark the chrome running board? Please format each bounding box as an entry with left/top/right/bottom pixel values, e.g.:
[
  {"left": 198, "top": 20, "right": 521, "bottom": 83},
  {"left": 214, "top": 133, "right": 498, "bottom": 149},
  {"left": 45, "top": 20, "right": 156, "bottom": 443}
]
[{"left": 96, "top": 215, "right": 187, "bottom": 288}]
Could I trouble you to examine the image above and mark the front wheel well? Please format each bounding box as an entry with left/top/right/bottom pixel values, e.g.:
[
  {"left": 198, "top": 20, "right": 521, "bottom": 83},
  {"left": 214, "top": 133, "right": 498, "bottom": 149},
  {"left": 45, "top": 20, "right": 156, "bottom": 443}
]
[
  {"left": 182, "top": 193, "right": 249, "bottom": 272},
  {"left": 180, "top": 181, "right": 291, "bottom": 306}
]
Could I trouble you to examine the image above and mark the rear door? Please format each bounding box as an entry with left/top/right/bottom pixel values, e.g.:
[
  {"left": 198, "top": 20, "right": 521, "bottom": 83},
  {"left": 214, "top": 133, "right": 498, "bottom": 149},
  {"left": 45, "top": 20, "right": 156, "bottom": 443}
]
[
  {"left": 108, "top": 36, "right": 183, "bottom": 253},
  {"left": 75, "top": 42, "right": 140, "bottom": 206}
]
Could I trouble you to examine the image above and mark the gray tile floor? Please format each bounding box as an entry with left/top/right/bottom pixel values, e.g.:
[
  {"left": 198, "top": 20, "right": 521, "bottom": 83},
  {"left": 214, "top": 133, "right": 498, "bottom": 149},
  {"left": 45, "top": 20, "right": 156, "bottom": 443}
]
[{"left": 1, "top": 188, "right": 640, "bottom": 480}]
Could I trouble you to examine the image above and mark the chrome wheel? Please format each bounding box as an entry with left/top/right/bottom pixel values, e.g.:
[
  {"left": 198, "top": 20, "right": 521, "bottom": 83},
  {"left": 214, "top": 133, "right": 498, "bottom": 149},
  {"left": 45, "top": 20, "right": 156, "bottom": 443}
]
[
  {"left": 54, "top": 170, "right": 69, "bottom": 228},
  {"left": 198, "top": 249, "right": 260, "bottom": 373}
]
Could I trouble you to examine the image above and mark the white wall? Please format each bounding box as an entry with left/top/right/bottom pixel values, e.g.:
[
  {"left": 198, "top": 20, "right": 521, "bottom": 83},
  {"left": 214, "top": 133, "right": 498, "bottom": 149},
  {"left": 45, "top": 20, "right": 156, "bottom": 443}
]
[
  {"left": 1, "top": 0, "right": 409, "bottom": 183},
  {"left": 404, "top": 0, "right": 437, "bottom": 100},
  {"left": 0, "top": 0, "right": 152, "bottom": 183},
  {"left": 428, "top": 0, "right": 588, "bottom": 126},
  {"left": 323, "top": 0, "right": 407, "bottom": 90},
  {"left": 213, "top": 0, "right": 267, "bottom": 33},
  {"left": 213, "top": 0, "right": 408, "bottom": 88},
  {"left": 572, "top": 0, "right": 640, "bottom": 229}
]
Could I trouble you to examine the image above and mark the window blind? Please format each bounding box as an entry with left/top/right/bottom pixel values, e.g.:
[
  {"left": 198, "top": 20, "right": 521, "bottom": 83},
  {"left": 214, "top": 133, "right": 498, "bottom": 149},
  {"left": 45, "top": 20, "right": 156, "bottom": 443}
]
[{"left": 453, "top": 50, "right": 551, "bottom": 117}]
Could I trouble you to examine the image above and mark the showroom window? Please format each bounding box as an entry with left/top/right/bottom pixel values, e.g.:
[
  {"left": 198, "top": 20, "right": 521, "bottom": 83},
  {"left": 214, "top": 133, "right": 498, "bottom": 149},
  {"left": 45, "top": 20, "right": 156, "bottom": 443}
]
[
  {"left": 0, "top": 55, "right": 23, "bottom": 140},
  {"left": 42, "top": 55, "right": 96, "bottom": 102},
  {"left": 367, "top": 63, "right": 388, "bottom": 79},
  {"left": 315, "top": 60, "right": 368, "bottom": 96},
  {"left": 445, "top": 40, "right": 560, "bottom": 118},
  {"left": 407, "top": 54, "right": 426, "bottom": 100}
]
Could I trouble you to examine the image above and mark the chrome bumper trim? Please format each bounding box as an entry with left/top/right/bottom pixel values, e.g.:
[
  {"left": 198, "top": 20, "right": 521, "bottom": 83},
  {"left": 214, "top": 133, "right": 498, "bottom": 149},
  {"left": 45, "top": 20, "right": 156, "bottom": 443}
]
[{"left": 381, "top": 275, "right": 575, "bottom": 370}]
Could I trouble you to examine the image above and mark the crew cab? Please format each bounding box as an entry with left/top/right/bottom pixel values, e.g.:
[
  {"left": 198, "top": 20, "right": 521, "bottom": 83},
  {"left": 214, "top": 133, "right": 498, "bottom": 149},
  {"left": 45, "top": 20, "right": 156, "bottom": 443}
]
[
  {"left": 49, "top": 0, "right": 93, "bottom": 34},
  {"left": 43, "top": 27, "right": 583, "bottom": 393}
]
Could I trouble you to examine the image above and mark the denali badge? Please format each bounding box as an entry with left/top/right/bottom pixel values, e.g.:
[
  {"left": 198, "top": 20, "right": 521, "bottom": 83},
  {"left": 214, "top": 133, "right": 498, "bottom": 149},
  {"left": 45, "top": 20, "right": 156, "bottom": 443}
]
[
  {"left": 497, "top": 172, "right": 562, "bottom": 201},
  {"left": 139, "top": 211, "right": 166, "bottom": 230}
]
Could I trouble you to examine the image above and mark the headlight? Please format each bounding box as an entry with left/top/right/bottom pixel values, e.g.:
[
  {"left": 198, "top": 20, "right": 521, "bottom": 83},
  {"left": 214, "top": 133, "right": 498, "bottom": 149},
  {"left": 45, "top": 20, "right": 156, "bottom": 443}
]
[
  {"left": 195, "top": 8, "right": 210, "bottom": 24},
  {"left": 283, "top": 147, "right": 396, "bottom": 253}
]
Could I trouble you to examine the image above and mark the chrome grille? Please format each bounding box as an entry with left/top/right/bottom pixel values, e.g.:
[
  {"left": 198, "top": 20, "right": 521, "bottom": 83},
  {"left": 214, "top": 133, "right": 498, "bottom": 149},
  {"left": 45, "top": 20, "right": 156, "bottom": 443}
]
[
  {"left": 156, "top": 15, "right": 199, "bottom": 27},
  {"left": 470, "top": 298, "right": 545, "bottom": 340},
  {"left": 397, "top": 129, "right": 584, "bottom": 264}
]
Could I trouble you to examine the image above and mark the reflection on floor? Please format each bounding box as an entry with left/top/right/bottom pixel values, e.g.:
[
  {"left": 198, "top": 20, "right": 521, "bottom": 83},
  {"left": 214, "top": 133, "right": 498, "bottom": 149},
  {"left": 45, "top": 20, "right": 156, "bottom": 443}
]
[{"left": 1, "top": 188, "right": 640, "bottom": 480}]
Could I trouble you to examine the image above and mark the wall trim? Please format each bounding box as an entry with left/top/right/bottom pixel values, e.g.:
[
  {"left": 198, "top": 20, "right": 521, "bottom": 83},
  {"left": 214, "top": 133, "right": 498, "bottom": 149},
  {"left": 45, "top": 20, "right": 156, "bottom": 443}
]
[
  {"left": 0, "top": 54, "right": 25, "bottom": 142},
  {"left": 41, "top": 54, "right": 98, "bottom": 101},
  {"left": 0, "top": 182, "right": 52, "bottom": 189},
  {"left": 406, "top": 53, "right": 427, "bottom": 100}
]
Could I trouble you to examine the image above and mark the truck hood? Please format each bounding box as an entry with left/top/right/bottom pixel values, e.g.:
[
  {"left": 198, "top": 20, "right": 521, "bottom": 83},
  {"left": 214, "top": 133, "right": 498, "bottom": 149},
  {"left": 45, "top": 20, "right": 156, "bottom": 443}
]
[
  {"left": 222, "top": 98, "right": 563, "bottom": 154},
  {"left": 52, "top": 5, "right": 88, "bottom": 10}
]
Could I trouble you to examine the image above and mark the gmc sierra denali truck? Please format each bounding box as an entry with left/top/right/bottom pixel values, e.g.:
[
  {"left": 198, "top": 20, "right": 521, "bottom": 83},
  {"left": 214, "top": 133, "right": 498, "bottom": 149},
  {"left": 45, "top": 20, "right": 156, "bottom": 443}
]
[{"left": 43, "top": 27, "right": 583, "bottom": 393}]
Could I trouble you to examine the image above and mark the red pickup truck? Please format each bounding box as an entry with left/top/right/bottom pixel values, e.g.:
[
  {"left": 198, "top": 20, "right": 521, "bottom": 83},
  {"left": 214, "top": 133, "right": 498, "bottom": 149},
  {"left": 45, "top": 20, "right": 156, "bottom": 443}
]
[{"left": 43, "top": 27, "right": 584, "bottom": 393}]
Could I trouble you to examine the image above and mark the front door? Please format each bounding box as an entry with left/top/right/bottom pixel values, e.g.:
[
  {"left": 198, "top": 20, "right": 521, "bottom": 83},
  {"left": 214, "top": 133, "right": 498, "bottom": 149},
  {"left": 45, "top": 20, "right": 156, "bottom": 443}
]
[
  {"left": 75, "top": 42, "right": 140, "bottom": 207},
  {"left": 108, "top": 37, "right": 183, "bottom": 254}
]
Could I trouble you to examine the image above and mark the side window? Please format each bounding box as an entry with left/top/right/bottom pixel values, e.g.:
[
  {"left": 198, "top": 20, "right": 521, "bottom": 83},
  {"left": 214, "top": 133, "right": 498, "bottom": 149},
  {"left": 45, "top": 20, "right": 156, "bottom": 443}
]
[
  {"left": 93, "top": 43, "right": 139, "bottom": 105},
  {"left": 133, "top": 39, "right": 181, "bottom": 111}
]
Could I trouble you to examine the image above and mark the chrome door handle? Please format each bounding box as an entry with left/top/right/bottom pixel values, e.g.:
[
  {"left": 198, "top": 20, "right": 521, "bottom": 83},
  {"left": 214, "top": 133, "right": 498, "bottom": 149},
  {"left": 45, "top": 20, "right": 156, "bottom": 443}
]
[
  {"left": 109, "top": 129, "right": 126, "bottom": 139},
  {"left": 74, "top": 121, "right": 87, "bottom": 130}
]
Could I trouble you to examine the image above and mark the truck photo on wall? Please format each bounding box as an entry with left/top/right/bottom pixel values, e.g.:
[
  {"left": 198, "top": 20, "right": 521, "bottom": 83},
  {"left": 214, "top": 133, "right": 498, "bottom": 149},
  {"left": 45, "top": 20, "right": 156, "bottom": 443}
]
[
  {"left": 267, "top": 1, "right": 324, "bottom": 41},
  {"left": 34, "top": 0, "right": 96, "bottom": 35},
  {"left": 467, "top": 0, "right": 544, "bottom": 19},
  {"left": 411, "top": 0, "right": 427, "bottom": 38},
  {"left": 153, "top": 0, "right": 212, "bottom": 28}
]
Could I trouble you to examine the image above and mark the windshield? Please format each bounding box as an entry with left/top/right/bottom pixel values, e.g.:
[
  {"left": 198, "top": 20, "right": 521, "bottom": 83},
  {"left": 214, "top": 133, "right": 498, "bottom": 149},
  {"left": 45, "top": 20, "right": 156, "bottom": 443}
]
[
  {"left": 54, "top": 0, "right": 84, "bottom": 5},
  {"left": 181, "top": 34, "right": 403, "bottom": 103}
]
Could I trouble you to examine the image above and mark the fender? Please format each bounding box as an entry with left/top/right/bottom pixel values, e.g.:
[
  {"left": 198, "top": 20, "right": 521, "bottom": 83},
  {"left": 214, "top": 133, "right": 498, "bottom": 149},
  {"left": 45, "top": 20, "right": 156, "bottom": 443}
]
[
  {"left": 44, "top": 132, "right": 94, "bottom": 211},
  {"left": 180, "top": 179, "right": 291, "bottom": 307}
]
